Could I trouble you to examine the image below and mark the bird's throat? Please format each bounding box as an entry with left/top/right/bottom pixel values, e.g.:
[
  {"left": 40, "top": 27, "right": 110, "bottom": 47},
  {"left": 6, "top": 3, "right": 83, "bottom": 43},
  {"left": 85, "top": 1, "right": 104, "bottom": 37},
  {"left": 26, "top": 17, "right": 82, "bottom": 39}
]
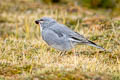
[{"left": 39, "top": 24, "right": 42, "bottom": 32}]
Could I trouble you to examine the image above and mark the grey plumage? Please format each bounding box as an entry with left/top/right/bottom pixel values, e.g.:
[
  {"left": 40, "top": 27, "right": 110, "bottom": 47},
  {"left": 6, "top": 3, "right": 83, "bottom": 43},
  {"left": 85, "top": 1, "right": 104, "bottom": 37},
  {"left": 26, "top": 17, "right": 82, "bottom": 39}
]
[{"left": 35, "top": 17, "right": 105, "bottom": 51}]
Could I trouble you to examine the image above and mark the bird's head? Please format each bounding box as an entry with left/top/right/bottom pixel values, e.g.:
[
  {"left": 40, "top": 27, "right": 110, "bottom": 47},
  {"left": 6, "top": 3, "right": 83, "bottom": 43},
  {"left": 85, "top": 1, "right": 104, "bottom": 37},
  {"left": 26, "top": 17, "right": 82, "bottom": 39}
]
[{"left": 35, "top": 17, "right": 56, "bottom": 29}]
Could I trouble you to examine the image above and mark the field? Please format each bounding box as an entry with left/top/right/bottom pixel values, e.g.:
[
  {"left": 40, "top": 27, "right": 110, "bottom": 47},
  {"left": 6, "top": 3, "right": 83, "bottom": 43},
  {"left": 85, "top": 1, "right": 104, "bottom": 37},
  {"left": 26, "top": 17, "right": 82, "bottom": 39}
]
[{"left": 0, "top": 0, "right": 120, "bottom": 80}]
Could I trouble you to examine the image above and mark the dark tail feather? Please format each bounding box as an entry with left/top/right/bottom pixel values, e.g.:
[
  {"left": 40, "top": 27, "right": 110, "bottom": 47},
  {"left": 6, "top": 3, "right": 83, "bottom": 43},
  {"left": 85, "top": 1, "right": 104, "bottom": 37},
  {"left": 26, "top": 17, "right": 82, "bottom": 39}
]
[{"left": 87, "top": 40, "right": 105, "bottom": 51}]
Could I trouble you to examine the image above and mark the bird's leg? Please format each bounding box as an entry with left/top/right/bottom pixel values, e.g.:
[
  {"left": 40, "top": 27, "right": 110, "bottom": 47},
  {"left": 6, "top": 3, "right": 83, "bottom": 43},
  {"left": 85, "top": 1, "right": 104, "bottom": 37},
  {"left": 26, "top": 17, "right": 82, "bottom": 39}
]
[
  {"left": 73, "top": 49, "right": 76, "bottom": 53},
  {"left": 72, "top": 48, "right": 79, "bottom": 56},
  {"left": 71, "top": 48, "right": 76, "bottom": 54},
  {"left": 58, "top": 51, "right": 67, "bottom": 56},
  {"left": 58, "top": 51, "right": 62, "bottom": 56},
  {"left": 67, "top": 49, "right": 76, "bottom": 55}
]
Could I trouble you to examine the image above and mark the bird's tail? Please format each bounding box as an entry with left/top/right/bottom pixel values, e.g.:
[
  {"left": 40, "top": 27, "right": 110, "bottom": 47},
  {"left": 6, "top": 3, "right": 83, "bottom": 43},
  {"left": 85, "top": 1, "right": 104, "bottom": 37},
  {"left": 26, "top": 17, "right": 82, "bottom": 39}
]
[{"left": 87, "top": 40, "right": 105, "bottom": 51}]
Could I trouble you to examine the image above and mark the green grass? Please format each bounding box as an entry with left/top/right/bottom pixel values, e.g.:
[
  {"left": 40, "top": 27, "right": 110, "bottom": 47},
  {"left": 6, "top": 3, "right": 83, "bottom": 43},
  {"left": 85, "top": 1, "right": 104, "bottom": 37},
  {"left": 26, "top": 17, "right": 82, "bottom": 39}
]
[{"left": 0, "top": 0, "right": 120, "bottom": 80}]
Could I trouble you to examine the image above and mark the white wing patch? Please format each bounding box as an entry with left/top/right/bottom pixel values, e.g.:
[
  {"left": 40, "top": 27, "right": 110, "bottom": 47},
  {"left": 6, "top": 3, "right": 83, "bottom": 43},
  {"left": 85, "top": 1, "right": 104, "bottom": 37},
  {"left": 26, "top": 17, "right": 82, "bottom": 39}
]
[{"left": 68, "top": 37, "right": 81, "bottom": 43}]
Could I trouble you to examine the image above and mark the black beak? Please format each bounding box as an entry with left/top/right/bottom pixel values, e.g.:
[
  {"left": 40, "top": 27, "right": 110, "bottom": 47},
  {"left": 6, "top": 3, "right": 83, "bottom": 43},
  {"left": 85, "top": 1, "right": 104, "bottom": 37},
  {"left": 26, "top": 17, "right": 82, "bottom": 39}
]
[{"left": 35, "top": 20, "right": 39, "bottom": 24}]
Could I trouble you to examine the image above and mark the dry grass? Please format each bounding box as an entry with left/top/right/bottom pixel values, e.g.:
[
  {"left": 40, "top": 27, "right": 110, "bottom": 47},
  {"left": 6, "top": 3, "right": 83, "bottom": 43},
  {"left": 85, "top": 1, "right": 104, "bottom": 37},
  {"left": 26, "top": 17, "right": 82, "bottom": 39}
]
[{"left": 0, "top": 0, "right": 120, "bottom": 80}]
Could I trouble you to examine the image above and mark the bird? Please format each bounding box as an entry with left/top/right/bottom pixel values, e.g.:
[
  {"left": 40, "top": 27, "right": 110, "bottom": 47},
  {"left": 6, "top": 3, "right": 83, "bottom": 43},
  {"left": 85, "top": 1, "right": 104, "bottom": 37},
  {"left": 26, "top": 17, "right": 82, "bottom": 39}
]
[{"left": 35, "top": 17, "right": 105, "bottom": 51}]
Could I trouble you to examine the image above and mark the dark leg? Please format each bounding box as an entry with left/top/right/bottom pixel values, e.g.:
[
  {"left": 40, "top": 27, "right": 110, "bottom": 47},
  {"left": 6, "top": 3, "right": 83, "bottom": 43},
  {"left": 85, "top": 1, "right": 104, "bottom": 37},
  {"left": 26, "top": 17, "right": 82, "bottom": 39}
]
[{"left": 58, "top": 51, "right": 67, "bottom": 56}]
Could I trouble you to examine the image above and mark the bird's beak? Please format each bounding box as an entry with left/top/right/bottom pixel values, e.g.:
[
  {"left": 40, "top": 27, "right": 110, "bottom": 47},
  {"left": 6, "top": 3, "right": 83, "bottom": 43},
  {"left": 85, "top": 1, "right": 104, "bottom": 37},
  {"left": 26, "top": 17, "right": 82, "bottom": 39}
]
[
  {"left": 35, "top": 20, "right": 40, "bottom": 24},
  {"left": 35, "top": 20, "right": 44, "bottom": 24}
]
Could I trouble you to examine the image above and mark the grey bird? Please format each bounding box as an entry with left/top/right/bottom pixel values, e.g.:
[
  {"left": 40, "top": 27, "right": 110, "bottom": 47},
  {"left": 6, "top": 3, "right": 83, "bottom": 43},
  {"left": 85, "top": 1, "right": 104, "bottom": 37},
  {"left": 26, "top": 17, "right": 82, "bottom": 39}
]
[{"left": 35, "top": 17, "right": 105, "bottom": 51}]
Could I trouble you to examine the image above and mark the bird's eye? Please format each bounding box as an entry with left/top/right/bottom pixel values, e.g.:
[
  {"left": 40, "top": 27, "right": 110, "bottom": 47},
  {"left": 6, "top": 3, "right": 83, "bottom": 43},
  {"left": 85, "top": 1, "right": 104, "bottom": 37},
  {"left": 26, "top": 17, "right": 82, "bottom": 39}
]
[
  {"left": 40, "top": 19, "right": 44, "bottom": 21},
  {"left": 39, "top": 19, "right": 44, "bottom": 23}
]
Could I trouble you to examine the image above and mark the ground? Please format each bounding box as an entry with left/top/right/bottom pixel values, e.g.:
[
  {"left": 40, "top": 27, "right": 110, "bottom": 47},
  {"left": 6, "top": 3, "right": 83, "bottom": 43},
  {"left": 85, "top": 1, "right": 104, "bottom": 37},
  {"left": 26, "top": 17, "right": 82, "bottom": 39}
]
[{"left": 0, "top": 0, "right": 120, "bottom": 80}]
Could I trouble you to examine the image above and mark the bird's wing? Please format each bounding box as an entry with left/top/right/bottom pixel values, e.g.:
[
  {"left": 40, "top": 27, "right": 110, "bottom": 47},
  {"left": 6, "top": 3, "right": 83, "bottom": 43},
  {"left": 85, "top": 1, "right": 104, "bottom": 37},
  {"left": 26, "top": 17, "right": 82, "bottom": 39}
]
[
  {"left": 50, "top": 23, "right": 89, "bottom": 43},
  {"left": 42, "top": 28, "right": 65, "bottom": 46},
  {"left": 49, "top": 23, "right": 105, "bottom": 50},
  {"left": 51, "top": 29, "right": 64, "bottom": 37},
  {"left": 69, "top": 31, "right": 89, "bottom": 43}
]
